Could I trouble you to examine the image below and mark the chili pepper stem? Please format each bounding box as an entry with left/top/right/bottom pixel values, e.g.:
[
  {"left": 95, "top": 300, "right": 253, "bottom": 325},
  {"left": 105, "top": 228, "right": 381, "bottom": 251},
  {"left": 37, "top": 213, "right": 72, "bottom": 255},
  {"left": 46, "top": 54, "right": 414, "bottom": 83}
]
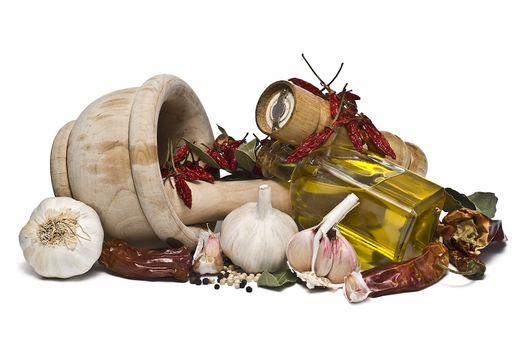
[
  {"left": 331, "top": 83, "right": 349, "bottom": 125},
  {"left": 301, "top": 53, "right": 331, "bottom": 93},
  {"left": 436, "top": 261, "right": 479, "bottom": 276}
]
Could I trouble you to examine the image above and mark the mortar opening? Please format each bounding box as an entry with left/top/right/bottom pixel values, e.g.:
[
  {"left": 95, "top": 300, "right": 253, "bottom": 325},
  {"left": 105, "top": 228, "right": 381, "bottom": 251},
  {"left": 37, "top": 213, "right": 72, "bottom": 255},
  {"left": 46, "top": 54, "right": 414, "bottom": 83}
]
[{"left": 156, "top": 97, "right": 191, "bottom": 169}]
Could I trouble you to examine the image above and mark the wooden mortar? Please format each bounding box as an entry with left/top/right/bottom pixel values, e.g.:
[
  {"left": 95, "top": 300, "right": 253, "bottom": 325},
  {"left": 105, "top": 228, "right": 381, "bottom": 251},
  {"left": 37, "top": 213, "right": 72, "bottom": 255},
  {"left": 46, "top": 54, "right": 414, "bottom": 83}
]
[
  {"left": 51, "top": 75, "right": 291, "bottom": 248},
  {"left": 256, "top": 80, "right": 428, "bottom": 176}
]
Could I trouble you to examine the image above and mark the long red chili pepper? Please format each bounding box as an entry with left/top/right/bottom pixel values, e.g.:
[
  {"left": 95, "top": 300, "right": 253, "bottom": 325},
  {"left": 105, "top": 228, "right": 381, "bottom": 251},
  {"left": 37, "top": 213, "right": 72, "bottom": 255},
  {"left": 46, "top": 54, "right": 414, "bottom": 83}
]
[
  {"left": 99, "top": 239, "right": 192, "bottom": 282},
  {"left": 329, "top": 93, "right": 340, "bottom": 118},
  {"left": 174, "top": 175, "right": 192, "bottom": 208},
  {"left": 206, "top": 148, "right": 230, "bottom": 169},
  {"left": 346, "top": 121, "right": 365, "bottom": 152},
  {"left": 288, "top": 78, "right": 326, "bottom": 99},
  {"left": 360, "top": 117, "right": 396, "bottom": 159},
  {"left": 286, "top": 127, "right": 334, "bottom": 163},
  {"left": 361, "top": 242, "right": 449, "bottom": 298},
  {"left": 172, "top": 144, "right": 189, "bottom": 164},
  {"left": 176, "top": 165, "right": 214, "bottom": 183}
]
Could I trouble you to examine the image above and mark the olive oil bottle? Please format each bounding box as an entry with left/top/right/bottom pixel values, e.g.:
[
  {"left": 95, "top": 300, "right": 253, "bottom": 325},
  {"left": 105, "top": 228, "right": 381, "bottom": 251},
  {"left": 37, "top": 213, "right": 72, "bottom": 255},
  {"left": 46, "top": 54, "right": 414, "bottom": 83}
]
[{"left": 259, "top": 142, "right": 445, "bottom": 269}]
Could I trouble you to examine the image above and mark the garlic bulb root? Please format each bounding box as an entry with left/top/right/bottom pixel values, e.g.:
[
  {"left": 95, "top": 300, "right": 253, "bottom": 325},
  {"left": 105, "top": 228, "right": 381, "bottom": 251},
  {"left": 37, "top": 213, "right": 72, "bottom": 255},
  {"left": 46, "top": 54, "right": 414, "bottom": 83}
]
[
  {"left": 286, "top": 193, "right": 360, "bottom": 289},
  {"left": 19, "top": 197, "right": 104, "bottom": 278}
]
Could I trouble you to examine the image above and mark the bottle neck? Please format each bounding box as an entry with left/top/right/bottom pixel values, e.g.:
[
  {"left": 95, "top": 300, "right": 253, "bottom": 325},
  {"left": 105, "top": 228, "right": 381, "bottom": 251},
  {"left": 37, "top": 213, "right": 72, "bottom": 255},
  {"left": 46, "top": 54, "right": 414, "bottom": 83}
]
[{"left": 256, "top": 141, "right": 296, "bottom": 181}]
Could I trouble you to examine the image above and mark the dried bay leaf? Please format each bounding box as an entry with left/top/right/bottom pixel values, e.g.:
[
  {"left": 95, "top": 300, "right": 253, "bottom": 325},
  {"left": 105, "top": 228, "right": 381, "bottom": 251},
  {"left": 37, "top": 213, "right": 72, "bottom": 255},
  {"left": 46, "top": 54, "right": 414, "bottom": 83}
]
[
  {"left": 257, "top": 269, "right": 298, "bottom": 289},
  {"left": 235, "top": 139, "right": 257, "bottom": 172},
  {"left": 443, "top": 188, "right": 476, "bottom": 212},
  {"left": 183, "top": 139, "right": 220, "bottom": 168},
  {"left": 216, "top": 124, "right": 228, "bottom": 135},
  {"left": 468, "top": 192, "right": 498, "bottom": 218}
]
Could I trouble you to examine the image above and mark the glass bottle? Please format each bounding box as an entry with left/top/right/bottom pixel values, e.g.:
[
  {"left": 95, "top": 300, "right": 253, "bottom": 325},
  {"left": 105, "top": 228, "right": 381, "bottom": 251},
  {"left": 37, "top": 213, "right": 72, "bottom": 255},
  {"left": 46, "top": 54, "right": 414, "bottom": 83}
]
[{"left": 258, "top": 141, "right": 445, "bottom": 269}]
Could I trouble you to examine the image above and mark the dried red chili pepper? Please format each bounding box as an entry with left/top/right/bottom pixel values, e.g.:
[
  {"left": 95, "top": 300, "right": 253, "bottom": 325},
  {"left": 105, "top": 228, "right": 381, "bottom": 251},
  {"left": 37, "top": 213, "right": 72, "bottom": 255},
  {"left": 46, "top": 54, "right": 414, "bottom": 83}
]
[
  {"left": 345, "top": 242, "right": 449, "bottom": 302},
  {"left": 161, "top": 168, "right": 175, "bottom": 178},
  {"left": 448, "top": 249, "right": 486, "bottom": 280},
  {"left": 436, "top": 207, "right": 505, "bottom": 279},
  {"left": 336, "top": 90, "right": 360, "bottom": 101},
  {"left": 286, "top": 127, "right": 334, "bottom": 163},
  {"left": 288, "top": 78, "right": 326, "bottom": 99},
  {"left": 362, "top": 242, "right": 449, "bottom": 298},
  {"left": 346, "top": 121, "right": 365, "bottom": 152},
  {"left": 172, "top": 144, "right": 189, "bottom": 164},
  {"left": 360, "top": 116, "right": 396, "bottom": 159},
  {"left": 205, "top": 148, "right": 229, "bottom": 169},
  {"left": 329, "top": 93, "right": 340, "bottom": 118},
  {"left": 174, "top": 174, "right": 192, "bottom": 208},
  {"left": 99, "top": 239, "right": 192, "bottom": 282},
  {"left": 176, "top": 165, "right": 214, "bottom": 183}
]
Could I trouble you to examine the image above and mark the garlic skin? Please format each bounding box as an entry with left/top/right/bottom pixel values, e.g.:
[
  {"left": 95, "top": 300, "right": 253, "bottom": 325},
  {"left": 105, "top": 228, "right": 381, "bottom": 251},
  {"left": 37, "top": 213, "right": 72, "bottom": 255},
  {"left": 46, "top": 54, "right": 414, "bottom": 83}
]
[
  {"left": 220, "top": 185, "right": 298, "bottom": 273},
  {"left": 19, "top": 197, "right": 104, "bottom": 278},
  {"left": 344, "top": 271, "right": 372, "bottom": 303},
  {"left": 327, "top": 235, "right": 358, "bottom": 283},
  {"left": 192, "top": 227, "right": 224, "bottom": 275},
  {"left": 286, "top": 193, "right": 360, "bottom": 289},
  {"left": 286, "top": 229, "right": 315, "bottom": 272}
]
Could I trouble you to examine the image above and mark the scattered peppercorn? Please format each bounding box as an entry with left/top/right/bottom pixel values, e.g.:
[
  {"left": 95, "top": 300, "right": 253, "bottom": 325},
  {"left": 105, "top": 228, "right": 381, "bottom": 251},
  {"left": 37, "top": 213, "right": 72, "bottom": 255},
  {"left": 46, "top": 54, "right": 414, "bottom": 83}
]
[
  {"left": 195, "top": 279, "right": 202, "bottom": 286},
  {"left": 214, "top": 284, "right": 220, "bottom": 290},
  {"left": 202, "top": 277, "right": 209, "bottom": 285},
  {"left": 246, "top": 286, "right": 253, "bottom": 293},
  {"left": 240, "top": 280, "right": 247, "bottom": 288},
  {"left": 189, "top": 275, "right": 201, "bottom": 284}
]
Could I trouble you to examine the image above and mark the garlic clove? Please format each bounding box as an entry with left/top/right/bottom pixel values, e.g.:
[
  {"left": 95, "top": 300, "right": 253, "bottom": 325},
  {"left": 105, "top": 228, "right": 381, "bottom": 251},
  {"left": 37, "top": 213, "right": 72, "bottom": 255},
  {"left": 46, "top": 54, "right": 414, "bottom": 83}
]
[
  {"left": 313, "top": 235, "right": 334, "bottom": 277},
  {"left": 326, "top": 231, "right": 358, "bottom": 284},
  {"left": 286, "top": 228, "right": 315, "bottom": 272},
  {"left": 204, "top": 232, "right": 221, "bottom": 258},
  {"left": 193, "top": 228, "right": 224, "bottom": 275},
  {"left": 344, "top": 271, "right": 372, "bottom": 303}
]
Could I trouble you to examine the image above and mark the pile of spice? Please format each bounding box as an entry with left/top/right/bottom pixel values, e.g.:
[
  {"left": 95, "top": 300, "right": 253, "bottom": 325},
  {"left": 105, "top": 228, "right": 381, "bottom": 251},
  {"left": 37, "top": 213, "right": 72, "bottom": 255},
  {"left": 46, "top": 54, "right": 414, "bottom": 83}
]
[{"left": 189, "top": 264, "right": 259, "bottom": 293}]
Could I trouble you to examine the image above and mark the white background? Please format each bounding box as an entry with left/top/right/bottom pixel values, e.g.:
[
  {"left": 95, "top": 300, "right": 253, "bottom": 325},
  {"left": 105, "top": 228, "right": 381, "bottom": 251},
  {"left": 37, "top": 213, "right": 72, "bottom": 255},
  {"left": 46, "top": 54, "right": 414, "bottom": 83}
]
[{"left": 1, "top": 1, "right": 520, "bottom": 349}]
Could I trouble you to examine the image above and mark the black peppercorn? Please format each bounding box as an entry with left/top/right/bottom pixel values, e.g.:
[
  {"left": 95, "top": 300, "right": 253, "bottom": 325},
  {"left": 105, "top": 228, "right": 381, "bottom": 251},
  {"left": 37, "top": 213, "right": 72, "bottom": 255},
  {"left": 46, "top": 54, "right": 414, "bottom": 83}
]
[
  {"left": 214, "top": 284, "right": 220, "bottom": 290},
  {"left": 195, "top": 279, "right": 202, "bottom": 285},
  {"left": 202, "top": 277, "right": 209, "bottom": 285},
  {"left": 239, "top": 280, "right": 247, "bottom": 288},
  {"left": 246, "top": 286, "right": 252, "bottom": 293}
]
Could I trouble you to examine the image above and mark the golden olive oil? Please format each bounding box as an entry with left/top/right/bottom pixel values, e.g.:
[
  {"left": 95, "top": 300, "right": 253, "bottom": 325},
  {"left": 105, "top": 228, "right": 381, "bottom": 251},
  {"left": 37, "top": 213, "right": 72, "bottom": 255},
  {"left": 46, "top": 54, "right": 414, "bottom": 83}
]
[{"left": 259, "top": 142, "right": 445, "bottom": 269}]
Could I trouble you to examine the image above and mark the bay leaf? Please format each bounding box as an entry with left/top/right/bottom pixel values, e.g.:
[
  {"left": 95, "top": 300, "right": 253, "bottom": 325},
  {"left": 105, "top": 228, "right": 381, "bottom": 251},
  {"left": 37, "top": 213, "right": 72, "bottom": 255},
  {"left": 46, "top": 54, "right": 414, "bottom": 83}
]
[
  {"left": 235, "top": 139, "right": 258, "bottom": 172},
  {"left": 216, "top": 124, "right": 228, "bottom": 135},
  {"left": 257, "top": 269, "right": 297, "bottom": 289},
  {"left": 443, "top": 187, "right": 476, "bottom": 213},
  {"left": 468, "top": 192, "right": 498, "bottom": 218},
  {"left": 183, "top": 139, "right": 220, "bottom": 168}
]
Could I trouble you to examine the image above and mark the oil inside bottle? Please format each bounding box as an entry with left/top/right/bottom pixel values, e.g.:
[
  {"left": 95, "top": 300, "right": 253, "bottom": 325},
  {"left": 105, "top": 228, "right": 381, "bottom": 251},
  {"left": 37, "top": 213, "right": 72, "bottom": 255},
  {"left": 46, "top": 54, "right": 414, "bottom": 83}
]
[{"left": 289, "top": 145, "right": 445, "bottom": 269}]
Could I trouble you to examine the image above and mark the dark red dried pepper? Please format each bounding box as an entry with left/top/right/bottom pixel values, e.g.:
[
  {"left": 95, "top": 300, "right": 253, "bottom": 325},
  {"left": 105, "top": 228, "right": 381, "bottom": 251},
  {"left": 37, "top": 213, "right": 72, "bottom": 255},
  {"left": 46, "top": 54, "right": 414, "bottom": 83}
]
[
  {"left": 360, "top": 116, "right": 396, "bottom": 159},
  {"left": 172, "top": 144, "right": 189, "bottom": 164},
  {"left": 286, "top": 127, "right": 334, "bottom": 163},
  {"left": 288, "top": 78, "right": 326, "bottom": 99},
  {"left": 99, "top": 239, "right": 192, "bottom": 282},
  {"left": 174, "top": 174, "right": 192, "bottom": 208},
  {"left": 361, "top": 242, "right": 449, "bottom": 298},
  {"left": 329, "top": 93, "right": 341, "bottom": 118},
  {"left": 206, "top": 148, "right": 230, "bottom": 169},
  {"left": 176, "top": 165, "right": 214, "bottom": 183},
  {"left": 346, "top": 121, "right": 365, "bottom": 152}
]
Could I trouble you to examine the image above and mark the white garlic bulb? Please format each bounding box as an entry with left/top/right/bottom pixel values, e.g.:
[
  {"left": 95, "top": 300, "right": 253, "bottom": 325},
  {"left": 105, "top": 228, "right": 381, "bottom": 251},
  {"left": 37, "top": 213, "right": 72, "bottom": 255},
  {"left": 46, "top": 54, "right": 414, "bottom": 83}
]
[
  {"left": 19, "top": 197, "right": 104, "bottom": 278},
  {"left": 287, "top": 193, "right": 360, "bottom": 289},
  {"left": 220, "top": 185, "right": 298, "bottom": 273}
]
